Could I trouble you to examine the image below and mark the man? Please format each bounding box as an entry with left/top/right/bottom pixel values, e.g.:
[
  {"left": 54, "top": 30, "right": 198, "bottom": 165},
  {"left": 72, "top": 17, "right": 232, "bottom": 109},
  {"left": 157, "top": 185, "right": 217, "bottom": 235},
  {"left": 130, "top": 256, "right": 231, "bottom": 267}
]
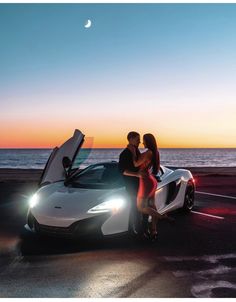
[{"left": 118, "top": 131, "right": 148, "bottom": 237}]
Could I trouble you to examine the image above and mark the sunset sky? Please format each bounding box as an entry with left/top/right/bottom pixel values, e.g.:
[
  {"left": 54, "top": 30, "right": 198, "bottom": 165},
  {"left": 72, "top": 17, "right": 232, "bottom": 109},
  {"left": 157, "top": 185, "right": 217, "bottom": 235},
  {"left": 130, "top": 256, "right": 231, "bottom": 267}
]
[{"left": 1, "top": 3, "right": 236, "bottom": 148}]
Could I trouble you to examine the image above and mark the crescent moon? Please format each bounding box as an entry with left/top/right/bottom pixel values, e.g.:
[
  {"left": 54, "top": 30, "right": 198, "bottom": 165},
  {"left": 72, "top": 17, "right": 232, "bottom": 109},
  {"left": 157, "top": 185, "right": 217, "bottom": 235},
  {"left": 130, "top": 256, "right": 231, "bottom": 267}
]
[{"left": 84, "top": 19, "right": 92, "bottom": 28}]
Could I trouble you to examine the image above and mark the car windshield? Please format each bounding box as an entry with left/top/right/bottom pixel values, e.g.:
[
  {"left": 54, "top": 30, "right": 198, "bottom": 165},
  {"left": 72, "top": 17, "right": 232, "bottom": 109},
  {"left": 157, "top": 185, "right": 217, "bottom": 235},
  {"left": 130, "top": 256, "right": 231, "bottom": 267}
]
[{"left": 69, "top": 163, "right": 124, "bottom": 189}]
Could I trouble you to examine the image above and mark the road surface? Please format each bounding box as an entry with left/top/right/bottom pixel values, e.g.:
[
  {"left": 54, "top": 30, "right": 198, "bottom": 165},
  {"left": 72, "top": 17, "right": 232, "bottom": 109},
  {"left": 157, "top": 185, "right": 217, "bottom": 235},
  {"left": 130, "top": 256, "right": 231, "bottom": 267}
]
[{"left": 0, "top": 182, "right": 236, "bottom": 298}]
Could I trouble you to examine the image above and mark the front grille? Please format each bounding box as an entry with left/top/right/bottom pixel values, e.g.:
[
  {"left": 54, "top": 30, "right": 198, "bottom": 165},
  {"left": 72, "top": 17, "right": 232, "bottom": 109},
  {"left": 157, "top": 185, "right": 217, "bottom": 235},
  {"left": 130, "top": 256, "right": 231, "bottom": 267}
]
[
  {"left": 38, "top": 224, "right": 73, "bottom": 236},
  {"left": 28, "top": 212, "right": 111, "bottom": 238}
]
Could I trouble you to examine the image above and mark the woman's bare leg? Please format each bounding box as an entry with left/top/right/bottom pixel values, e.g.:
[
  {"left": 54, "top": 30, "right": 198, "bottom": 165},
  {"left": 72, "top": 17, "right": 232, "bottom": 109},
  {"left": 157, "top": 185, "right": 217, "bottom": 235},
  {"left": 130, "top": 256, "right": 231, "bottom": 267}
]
[
  {"left": 137, "top": 197, "right": 163, "bottom": 219},
  {"left": 149, "top": 197, "right": 158, "bottom": 235},
  {"left": 151, "top": 216, "right": 158, "bottom": 238}
]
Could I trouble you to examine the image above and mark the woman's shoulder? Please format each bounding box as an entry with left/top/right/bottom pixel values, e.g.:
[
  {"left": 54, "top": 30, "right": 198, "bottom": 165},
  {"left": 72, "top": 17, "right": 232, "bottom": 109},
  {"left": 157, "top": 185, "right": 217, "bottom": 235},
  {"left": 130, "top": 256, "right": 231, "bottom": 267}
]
[{"left": 143, "top": 149, "right": 153, "bottom": 158}]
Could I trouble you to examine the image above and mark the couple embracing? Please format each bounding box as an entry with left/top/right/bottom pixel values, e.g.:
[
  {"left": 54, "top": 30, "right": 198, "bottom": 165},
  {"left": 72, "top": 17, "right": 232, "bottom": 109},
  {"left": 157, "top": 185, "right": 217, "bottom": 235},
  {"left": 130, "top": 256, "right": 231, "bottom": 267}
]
[{"left": 119, "top": 131, "right": 171, "bottom": 240}]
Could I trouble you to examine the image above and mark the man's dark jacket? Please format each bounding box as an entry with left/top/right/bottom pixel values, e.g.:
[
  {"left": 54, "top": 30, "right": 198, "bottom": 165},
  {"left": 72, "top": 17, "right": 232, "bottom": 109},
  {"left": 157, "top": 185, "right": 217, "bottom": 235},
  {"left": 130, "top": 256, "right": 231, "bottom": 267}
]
[{"left": 118, "top": 147, "right": 140, "bottom": 197}]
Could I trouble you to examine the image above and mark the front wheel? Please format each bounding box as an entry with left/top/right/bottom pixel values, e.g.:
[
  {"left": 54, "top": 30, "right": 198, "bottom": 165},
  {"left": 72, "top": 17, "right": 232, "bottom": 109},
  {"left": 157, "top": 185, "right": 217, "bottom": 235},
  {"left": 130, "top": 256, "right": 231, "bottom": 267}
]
[{"left": 182, "top": 182, "right": 195, "bottom": 213}]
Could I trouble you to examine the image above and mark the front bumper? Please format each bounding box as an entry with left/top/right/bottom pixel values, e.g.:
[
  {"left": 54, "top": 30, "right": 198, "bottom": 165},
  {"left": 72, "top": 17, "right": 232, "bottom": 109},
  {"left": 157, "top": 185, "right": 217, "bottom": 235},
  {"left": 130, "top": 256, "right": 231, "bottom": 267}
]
[{"left": 25, "top": 211, "right": 111, "bottom": 238}]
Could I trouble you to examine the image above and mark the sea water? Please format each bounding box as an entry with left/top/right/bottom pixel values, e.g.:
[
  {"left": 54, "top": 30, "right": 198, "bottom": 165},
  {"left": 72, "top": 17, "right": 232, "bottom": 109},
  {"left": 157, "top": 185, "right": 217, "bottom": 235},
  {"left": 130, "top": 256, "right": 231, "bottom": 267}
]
[{"left": 0, "top": 148, "right": 236, "bottom": 169}]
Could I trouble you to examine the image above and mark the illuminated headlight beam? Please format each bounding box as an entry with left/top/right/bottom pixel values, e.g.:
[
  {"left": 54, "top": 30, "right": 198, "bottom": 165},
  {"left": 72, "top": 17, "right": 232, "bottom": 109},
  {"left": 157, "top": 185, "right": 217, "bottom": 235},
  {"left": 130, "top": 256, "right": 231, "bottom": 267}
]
[
  {"left": 88, "top": 198, "right": 126, "bottom": 214},
  {"left": 29, "top": 193, "right": 39, "bottom": 208}
]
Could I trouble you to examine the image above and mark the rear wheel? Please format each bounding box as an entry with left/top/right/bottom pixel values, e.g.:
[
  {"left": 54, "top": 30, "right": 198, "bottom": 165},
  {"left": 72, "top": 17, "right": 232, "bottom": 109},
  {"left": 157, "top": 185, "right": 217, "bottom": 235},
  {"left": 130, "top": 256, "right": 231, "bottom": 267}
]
[{"left": 182, "top": 182, "right": 195, "bottom": 213}]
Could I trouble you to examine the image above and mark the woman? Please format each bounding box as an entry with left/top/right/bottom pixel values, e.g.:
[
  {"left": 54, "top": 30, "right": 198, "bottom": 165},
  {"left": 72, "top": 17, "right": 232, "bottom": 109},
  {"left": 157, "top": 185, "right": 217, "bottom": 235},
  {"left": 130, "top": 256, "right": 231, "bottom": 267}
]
[{"left": 128, "top": 133, "right": 165, "bottom": 239}]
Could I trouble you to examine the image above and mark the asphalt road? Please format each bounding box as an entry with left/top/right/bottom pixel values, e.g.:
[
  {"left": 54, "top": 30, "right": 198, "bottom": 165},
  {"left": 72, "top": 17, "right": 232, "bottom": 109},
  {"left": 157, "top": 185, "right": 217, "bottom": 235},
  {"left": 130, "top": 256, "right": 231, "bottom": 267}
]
[{"left": 0, "top": 184, "right": 236, "bottom": 298}]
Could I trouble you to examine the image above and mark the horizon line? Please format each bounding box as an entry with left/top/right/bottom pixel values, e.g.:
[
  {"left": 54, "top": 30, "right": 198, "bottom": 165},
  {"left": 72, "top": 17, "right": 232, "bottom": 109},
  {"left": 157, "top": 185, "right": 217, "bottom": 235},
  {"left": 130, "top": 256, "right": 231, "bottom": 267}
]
[{"left": 1, "top": 147, "right": 236, "bottom": 150}]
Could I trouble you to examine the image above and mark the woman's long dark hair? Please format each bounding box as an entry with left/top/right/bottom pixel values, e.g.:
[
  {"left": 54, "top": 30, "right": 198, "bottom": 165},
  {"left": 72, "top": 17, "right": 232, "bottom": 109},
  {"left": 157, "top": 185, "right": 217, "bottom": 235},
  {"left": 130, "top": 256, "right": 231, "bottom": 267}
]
[{"left": 143, "top": 133, "right": 160, "bottom": 175}]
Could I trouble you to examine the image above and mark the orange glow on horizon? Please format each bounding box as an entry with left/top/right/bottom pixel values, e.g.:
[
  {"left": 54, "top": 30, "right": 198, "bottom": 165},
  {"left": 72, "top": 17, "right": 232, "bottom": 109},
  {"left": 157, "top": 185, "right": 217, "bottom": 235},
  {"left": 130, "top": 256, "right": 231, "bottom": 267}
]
[{"left": 1, "top": 129, "right": 236, "bottom": 149}]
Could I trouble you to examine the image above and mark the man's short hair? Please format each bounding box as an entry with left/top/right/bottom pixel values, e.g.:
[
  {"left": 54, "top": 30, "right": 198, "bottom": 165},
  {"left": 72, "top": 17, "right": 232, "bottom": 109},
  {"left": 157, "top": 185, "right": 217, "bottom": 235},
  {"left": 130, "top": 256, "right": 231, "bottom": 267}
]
[{"left": 127, "top": 131, "right": 140, "bottom": 141}]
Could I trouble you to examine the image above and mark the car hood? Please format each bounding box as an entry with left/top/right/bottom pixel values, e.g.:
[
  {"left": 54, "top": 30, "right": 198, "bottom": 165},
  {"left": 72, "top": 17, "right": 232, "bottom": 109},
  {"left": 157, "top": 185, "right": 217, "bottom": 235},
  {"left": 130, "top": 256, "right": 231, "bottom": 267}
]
[{"left": 31, "top": 182, "right": 126, "bottom": 227}]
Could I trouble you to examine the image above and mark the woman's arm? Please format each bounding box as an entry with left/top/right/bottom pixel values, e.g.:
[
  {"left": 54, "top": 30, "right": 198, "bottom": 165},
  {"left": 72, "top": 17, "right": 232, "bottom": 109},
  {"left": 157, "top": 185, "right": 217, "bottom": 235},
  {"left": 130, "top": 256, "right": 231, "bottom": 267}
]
[
  {"left": 133, "top": 150, "right": 152, "bottom": 167},
  {"left": 127, "top": 145, "right": 152, "bottom": 168},
  {"left": 123, "top": 170, "right": 139, "bottom": 177},
  {"left": 123, "top": 169, "right": 147, "bottom": 178},
  {"left": 123, "top": 170, "right": 144, "bottom": 177}
]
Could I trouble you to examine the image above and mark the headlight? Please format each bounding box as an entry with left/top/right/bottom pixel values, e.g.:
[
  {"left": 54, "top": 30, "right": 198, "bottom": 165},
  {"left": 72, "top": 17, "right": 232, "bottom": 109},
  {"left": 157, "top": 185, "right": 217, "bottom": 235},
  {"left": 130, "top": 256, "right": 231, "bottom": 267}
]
[
  {"left": 88, "top": 197, "right": 126, "bottom": 214},
  {"left": 29, "top": 193, "right": 39, "bottom": 208}
]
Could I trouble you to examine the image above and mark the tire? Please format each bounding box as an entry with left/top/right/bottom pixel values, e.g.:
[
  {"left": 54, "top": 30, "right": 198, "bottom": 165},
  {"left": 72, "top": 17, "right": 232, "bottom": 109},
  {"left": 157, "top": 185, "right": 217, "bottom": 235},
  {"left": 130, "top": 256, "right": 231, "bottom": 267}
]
[{"left": 182, "top": 182, "right": 195, "bottom": 213}]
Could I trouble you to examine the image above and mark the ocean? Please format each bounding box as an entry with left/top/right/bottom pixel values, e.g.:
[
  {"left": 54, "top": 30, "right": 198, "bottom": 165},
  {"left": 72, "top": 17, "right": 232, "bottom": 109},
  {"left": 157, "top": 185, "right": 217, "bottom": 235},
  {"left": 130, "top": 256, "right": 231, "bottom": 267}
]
[{"left": 0, "top": 148, "right": 236, "bottom": 169}]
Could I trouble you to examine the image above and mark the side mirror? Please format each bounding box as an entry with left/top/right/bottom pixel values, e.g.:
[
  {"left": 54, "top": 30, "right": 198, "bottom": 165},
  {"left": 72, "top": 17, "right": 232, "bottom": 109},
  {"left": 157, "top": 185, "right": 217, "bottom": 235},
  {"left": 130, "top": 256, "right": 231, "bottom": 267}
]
[{"left": 62, "top": 156, "right": 72, "bottom": 169}]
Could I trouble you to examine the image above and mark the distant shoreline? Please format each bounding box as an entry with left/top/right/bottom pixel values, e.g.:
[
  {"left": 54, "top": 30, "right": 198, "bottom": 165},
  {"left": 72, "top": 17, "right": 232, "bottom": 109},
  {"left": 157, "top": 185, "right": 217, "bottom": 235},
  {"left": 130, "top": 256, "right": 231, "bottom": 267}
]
[
  {"left": 1, "top": 149, "right": 235, "bottom": 169},
  {"left": 0, "top": 167, "right": 235, "bottom": 183}
]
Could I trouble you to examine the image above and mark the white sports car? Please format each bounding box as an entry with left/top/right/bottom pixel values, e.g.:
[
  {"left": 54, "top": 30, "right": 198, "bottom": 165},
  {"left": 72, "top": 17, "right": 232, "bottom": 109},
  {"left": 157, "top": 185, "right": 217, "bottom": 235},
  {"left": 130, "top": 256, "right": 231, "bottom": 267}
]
[{"left": 25, "top": 129, "right": 195, "bottom": 239}]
